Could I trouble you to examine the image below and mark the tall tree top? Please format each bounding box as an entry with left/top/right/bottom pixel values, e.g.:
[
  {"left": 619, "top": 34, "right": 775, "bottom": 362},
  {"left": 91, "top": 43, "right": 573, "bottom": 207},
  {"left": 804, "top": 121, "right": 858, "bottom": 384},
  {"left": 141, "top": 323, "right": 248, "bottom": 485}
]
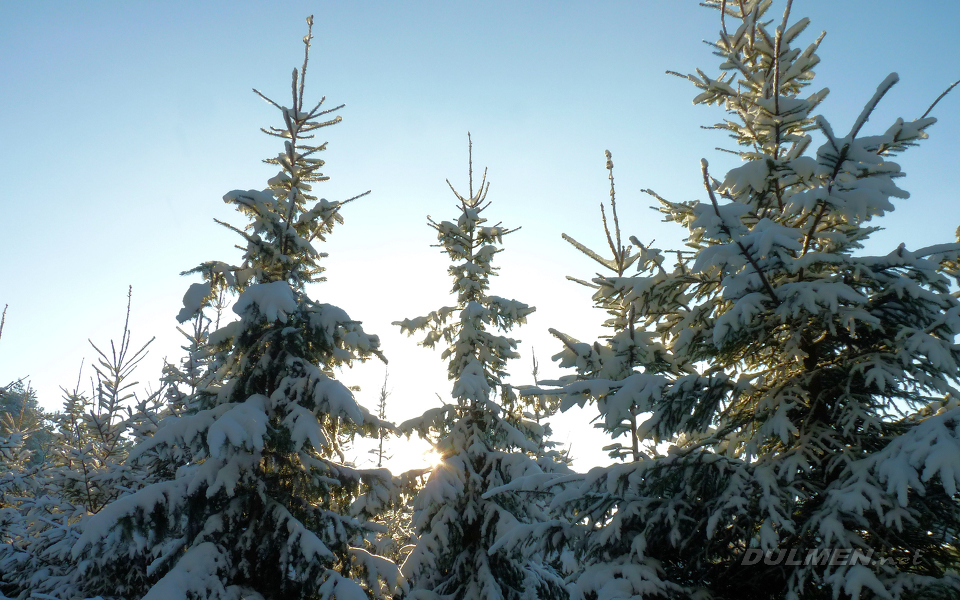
[{"left": 396, "top": 134, "right": 534, "bottom": 405}]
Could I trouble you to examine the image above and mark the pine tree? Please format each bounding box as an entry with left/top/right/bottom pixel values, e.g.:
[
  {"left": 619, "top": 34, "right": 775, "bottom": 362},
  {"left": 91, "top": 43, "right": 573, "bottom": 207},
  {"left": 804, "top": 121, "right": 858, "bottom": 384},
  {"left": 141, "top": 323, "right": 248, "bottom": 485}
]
[
  {"left": 0, "top": 380, "right": 53, "bottom": 467},
  {"left": 54, "top": 287, "right": 157, "bottom": 515},
  {"left": 547, "top": 151, "right": 671, "bottom": 462},
  {"left": 159, "top": 286, "right": 221, "bottom": 421},
  {"left": 71, "top": 18, "right": 397, "bottom": 600},
  {"left": 0, "top": 288, "right": 163, "bottom": 599},
  {"left": 395, "top": 135, "right": 567, "bottom": 600},
  {"left": 521, "top": 152, "right": 685, "bottom": 600},
  {"left": 0, "top": 382, "right": 44, "bottom": 525},
  {"left": 0, "top": 410, "right": 39, "bottom": 600},
  {"left": 541, "top": 2, "right": 960, "bottom": 599},
  {"left": 360, "top": 372, "right": 418, "bottom": 568},
  {"left": 369, "top": 372, "right": 393, "bottom": 470}
]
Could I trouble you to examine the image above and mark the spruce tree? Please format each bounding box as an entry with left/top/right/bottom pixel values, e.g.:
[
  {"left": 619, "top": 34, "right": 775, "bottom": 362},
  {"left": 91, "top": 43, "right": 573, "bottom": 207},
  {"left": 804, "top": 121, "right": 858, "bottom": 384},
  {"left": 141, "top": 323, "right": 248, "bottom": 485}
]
[
  {"left": 0, "top": 380, "right": 52, "bottom": 467},
  {"left": 71, "top": 18, "right": 396, "bottom": 600},
  {"left": 522, "top": 152, "right": 685, "bottom": 600},
  {"left": 1, "top": 288, "right": 163, "bottom": 599},
  {"left": 159, "top": 284, "right": 223, "bottom": 422},
  {"left": 360, "top": 372, "right": 418, "bottom": 569},
  {"left": 541, "top": 2, "right": 960, "bottom": 599},
  {"left": 0, "top": 411, "right": 39, "bottom": 600},
  {"left": 395, "top": 135, "right": 567, "bottom": 600},
  {"left": 54, "top": 287, "right": 157, "bottom": 515},
  {"left": 548, "top": 151, "right": 671, "bottom": 463}
]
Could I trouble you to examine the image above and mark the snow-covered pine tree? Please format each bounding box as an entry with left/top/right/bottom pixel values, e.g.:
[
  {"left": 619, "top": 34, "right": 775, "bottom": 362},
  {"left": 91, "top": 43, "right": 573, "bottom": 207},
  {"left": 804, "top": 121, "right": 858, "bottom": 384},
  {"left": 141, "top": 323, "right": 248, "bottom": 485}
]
[
  {"left": 0, "top": 382, "right": 44, "bottom": 524},
  {"left": 539, "top": 2, "right": 960, "bottom": 599},
  {"left": 0, "top": 288, "right": 164, "bottom": 599},
  {"left": 525, "top": 352, "right": 568, "bottom": 465},
  {"left": 512, "top": 152, "right": 684, "bottom": 600},
  {"left": 0, "top": 409, "right": 37, "bottom": 600},
  {"left": 54, "top": 287, "right": 158, "bottom": 515},
  {"left": 547, "top": 151, "right": 672, "bottom": 462},
  {"left": 159, "top": 285, "right": 222, "bottom": 422},
  {"left": 0, "top": 380, "right": 52, "bottom": 467},
  {"left": 394, "top": 135, "right": 567, "bottom": 600},
  {"left": 70, "top": 18, "right": 397, "bottom": 600},
  {"left": 361, "top": 372, "right": 416, "bottom": 567},
  {"left": 0, "top": 409, "right": 38, "bottom": 511}
]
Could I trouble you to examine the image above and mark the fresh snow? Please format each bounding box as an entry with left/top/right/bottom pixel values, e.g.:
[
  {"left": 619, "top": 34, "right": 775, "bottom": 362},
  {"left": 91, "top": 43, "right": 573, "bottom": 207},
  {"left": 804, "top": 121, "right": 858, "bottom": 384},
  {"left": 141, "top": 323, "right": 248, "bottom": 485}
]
[{"left": 233, "top": 280, "right": 298, "bottom": 323}]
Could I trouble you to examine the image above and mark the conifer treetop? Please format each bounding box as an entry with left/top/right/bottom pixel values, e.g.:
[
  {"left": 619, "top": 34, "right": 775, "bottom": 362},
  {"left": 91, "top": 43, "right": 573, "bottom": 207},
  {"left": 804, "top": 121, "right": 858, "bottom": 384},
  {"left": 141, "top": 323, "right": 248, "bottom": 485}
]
[
  {"left": 396, "top": 134, "right": 534, "bottom": 404},
  {"left": 183, "top": 15, "right": 370, "bottom": 305},
  {"left": 545, "top": 151, "right": 672, "bottom": 461}
]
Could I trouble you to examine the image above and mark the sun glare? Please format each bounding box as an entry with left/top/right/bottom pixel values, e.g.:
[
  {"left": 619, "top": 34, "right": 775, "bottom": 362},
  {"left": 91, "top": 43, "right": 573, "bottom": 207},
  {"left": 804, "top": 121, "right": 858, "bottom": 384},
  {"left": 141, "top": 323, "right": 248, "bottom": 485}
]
[
  {"left": 422, "top": 449, "right": 444, "bottom": 468},
  {"left": 377, "top": 436, "right": 444, "bottom": 473}
]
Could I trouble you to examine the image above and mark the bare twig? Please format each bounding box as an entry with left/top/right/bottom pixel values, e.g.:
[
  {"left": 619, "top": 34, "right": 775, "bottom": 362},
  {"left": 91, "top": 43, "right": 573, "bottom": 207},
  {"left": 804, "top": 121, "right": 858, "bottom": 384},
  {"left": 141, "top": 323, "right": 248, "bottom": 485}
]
[
  {"left": 606, "top": 150, "right": 622, "bottom": 261},
  {"left": 920, "top": 78, "right": 960, "bottom": 119},
  {"left": 376, "top": 371, "right": 390, "bottom": 468},
  {"left": 299, "top": 16, "right": 314, "bottom": 111},
  {"left": 720, "top": 0, "right": 728, "bottom": 39}
]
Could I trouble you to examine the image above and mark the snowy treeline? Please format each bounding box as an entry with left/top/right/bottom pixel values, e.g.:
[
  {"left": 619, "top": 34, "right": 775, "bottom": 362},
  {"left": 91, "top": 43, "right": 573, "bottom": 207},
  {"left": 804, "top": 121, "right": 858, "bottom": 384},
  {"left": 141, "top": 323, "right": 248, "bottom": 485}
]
[{"left": 3, "top": 2, "right": 960, "bottom": 599}]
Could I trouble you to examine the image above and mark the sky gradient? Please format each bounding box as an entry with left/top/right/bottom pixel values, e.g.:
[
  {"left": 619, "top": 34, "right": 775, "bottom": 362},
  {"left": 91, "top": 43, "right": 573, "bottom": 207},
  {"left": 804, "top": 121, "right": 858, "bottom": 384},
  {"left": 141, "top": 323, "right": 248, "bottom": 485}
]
[{"left": 3, "top": 1, "right": 959, "bottom": 468}]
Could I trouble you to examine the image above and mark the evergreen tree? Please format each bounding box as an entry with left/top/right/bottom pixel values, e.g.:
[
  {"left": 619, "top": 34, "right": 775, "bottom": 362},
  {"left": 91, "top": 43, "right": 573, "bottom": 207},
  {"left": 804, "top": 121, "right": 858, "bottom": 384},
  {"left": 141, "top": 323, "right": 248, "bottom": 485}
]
[
  {"left": 0, "top": 410, "right": 37, "bottom": 510},
  {"left": 370, "top": 372, "right": 393, "bottom": 469},
  {"left": 395, "top": 135, "right": 567, "bottom": 600},
  {"left": 54, "top": 287, "right": 158, "bottom": 514},
  {"left": 360, "top": 372, "right": 418, "bottom": 569},
  {"left": 71, "top": 18, "right": 396, "bottom": 600},
  {"left": 518, "top": 152, "right": 684, "bottom": 600},
  {"left": 0, "top": 410, "right": 41, "bottom": 600},
  {"left": 547, "top": 151, "right": 671, "bottom": 463},
  {"left": 159, "top": 286, "right": 222, "bottom": 422},
  {"left": 0, "top": 380, "right": 53, "bottom": 466},
  {"left": 0, "top": 382, "right": 44, "bottom": 528},
  {"left": 0, "top": 288, "right": 163, "bottom": 599},
  {"left": 541, "top": 2, "right": 960, "bottom": 599}
]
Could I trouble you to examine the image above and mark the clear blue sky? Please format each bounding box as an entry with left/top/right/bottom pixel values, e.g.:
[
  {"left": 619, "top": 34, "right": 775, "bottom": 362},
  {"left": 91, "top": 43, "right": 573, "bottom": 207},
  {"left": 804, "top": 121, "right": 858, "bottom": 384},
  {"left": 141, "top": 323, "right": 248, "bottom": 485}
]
[{"left": 2, "top": 1, "right": 958, "bottom": 468}]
